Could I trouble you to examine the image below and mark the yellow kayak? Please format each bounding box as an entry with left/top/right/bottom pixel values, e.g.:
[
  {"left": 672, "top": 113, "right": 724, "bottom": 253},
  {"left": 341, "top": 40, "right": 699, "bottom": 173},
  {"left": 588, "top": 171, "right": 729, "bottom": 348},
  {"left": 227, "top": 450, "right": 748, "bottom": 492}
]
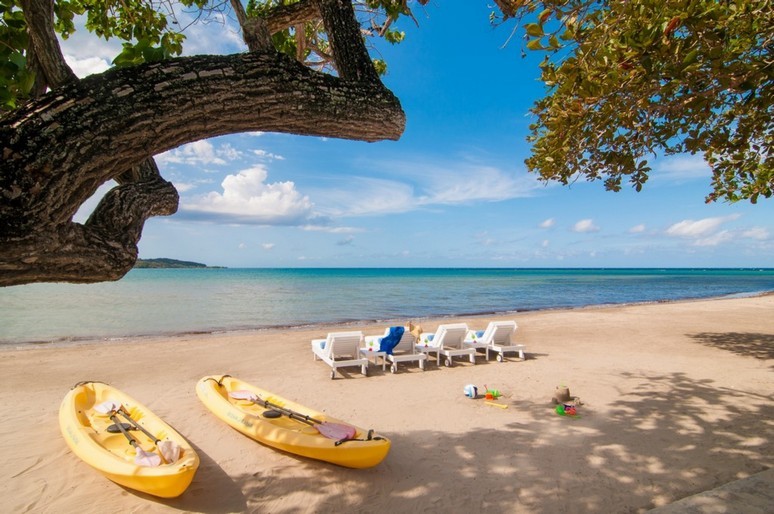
[
  {"left": 59, "top": 381, "right": 199, "bottom": 498},
  {"left": 196, "top": 375, "right": 390, "bottom": 468}
]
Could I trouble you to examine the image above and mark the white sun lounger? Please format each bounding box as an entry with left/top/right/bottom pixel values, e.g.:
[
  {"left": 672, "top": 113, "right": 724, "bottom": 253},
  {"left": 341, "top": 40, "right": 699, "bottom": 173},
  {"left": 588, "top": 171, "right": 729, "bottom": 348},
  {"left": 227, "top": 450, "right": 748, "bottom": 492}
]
[
  {"left": 311, "top": 331, "right": 369, "bottom": 379},
  {"left": 364, "top": 326, "right": 427, "bottom": 373},
  {"left": 464, "top": 321, "right": 526, "bottom": 361},
  {"left": 416, "top": 323, "right": 475, "bottom": 367}
]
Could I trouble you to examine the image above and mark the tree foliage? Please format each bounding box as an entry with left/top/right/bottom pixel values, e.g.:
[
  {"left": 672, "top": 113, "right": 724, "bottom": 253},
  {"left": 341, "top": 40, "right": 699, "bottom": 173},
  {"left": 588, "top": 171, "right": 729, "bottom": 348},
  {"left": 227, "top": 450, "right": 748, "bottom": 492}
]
[
  {"left": 505, "top": 0, "right": 773, "bottom": 203},
  {"left": 0, "top": 0, "right": 414, "bottom": 109}
]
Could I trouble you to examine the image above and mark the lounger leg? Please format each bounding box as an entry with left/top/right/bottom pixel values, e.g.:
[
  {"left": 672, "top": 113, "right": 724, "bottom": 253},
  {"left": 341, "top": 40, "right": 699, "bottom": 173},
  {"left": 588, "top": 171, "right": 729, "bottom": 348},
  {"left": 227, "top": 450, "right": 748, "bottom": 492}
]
[{"left": 518, "top": 348, "right": 525, "bottom": 360}]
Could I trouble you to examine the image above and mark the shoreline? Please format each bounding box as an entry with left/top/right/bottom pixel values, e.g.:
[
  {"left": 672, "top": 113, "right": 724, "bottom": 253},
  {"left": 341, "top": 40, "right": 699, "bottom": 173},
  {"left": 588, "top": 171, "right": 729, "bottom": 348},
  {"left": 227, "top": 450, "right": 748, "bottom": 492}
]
[
  {"left": 4, "top": 289, "right": 772, "bottom": 350},
  {"left": 2, "top": 294, "right": 773, "bottom": 513}
]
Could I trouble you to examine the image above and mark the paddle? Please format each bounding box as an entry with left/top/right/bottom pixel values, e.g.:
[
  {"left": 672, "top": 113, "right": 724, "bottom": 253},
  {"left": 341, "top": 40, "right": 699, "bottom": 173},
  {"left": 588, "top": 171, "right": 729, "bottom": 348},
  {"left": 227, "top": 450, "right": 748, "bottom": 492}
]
[
  {"left": 94, "top": 401, "right": 162, "bottom": 466},
  {"left": 228, "top": 390, "right": 357, "bottom": 442},
  {"left": 115, "top": 407, "right": 181, "bottom": 463},
  {"left": 95, "top": 401, "right": 180, "bottom": 464},
  {"left": 106, "top": 422, "right": 134, "bottom": 433}
]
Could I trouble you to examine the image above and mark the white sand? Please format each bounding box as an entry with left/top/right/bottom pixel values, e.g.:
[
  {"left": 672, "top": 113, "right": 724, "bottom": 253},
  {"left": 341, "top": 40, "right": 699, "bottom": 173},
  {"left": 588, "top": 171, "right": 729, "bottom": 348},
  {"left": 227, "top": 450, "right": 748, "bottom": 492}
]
[{"left": 2, "top": 294, "right": 773, "bottom": 513}]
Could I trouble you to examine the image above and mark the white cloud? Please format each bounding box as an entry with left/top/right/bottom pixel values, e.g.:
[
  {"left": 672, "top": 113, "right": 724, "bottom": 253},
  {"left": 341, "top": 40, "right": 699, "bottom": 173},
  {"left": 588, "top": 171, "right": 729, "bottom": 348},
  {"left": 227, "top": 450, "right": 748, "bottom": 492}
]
[
  {"left": 417, "top": 165, "right": 538, "bottom": 205},
  {"left": 158, "top": 140, "right": 245, "bottom": 167},
  {"left": 539, "top": 218, "right": 555, "bottom": 229},
  {"left": 245, "top": 132, "right": 265, "bottom": 137},
  {"left": 173, "top": 182, "right": 197, "bottom": 193},
  {"left": 253, "top": 149, "right": 286, "bottom": 161},
  {"left": 180, "top": 165, "right": 315, "bottom": 225},
  {"left": 573, "top": 219, "right": 600, "bottom": 233},
  {"left": 694, "top": 230, "right": 734, "bottom": 247},
  {"left": 218, "top": 144, "right": 243, "bottom": 161},
  {"left": 59, "top": 16, "right": 123, "bottom": 62},
  {"left": 179, "top": 12, "right": 245, "bottom": 56},
  {"left": 541, "top": 240, "right": 549, "bottom": 248},
  {"left": 653, "top": 154, "right": 710, "bottom": 181},
  {"left": 158, "top": 141, "right": 226, "bottom": 166},
  {"left": 261, "top": 243, "right": 275, "bottom": 250},
  {"left": 311, "top": 160, "right": 541, "bottom": 218},
  {"left": 65, "top": 55, "right": 110, "bottom": 78},
  {"left": 666, "top": 214, "right": 741, "bottom": 238},
  {"left": 742, "top": 227, "right": 769, "bottom": 240},
  {"left": 629, "top": 224, "right": 646, "bottom": 233},
  {"left": 336, "top": 236, "right": 355, "bottom": 246},
  {"left": 312, "top": 177, "right": 416, "bottom": 217},
  {"left": 301, "top": 225, "right": 361, "bottom": 234}
]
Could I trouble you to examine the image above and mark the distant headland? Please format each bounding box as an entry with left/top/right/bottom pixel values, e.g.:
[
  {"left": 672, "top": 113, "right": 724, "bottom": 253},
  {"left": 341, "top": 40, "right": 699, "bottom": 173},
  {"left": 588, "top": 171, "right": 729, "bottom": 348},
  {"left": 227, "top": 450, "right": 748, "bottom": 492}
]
[{"left": 134, "top": 258, "right": 225, "bottom": 269}]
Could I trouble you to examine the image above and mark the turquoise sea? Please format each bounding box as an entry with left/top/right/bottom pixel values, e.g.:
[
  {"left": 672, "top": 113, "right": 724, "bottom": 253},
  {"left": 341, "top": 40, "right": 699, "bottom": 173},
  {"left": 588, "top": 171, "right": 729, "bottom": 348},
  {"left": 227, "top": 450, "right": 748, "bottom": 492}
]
[{"left": 1, "top": 268, "right": 773, "bottom": 346}]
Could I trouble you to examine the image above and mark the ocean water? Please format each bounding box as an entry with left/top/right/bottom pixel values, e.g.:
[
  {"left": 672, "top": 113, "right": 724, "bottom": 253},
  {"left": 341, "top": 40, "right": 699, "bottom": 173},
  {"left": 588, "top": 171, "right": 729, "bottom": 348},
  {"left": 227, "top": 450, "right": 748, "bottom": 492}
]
[{"left": 1, "top": 268, "right": 772, "bottom": 345}]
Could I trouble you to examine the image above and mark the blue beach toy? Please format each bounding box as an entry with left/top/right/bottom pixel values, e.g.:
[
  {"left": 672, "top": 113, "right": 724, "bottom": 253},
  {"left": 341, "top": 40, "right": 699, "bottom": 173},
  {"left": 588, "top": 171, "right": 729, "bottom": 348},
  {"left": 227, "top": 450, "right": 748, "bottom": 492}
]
[{"left": 464, "top": 384, "right": 478, "bottom": 399}]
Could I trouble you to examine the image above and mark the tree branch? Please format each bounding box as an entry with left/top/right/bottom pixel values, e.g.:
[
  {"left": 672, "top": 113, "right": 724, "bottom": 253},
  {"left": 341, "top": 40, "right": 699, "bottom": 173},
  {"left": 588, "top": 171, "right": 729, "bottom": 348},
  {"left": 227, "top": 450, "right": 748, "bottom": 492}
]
[
  {"left": 2, "top": 0, "right": 405, "bottom": 286},
  {"left": 314, "top": 0, "right": 380, "bottom": 83},
  {"left": 229, "top": 0, "right": 274, "bottom": 52},
  {"left": 265, "top": 0, "right": 321, "bottom": 34},
  {"left": 1, "top": 52, "right": 404, "bottom": 285},
  {"left": 20, "top": 0, "right": 77, "bottom": 91}
]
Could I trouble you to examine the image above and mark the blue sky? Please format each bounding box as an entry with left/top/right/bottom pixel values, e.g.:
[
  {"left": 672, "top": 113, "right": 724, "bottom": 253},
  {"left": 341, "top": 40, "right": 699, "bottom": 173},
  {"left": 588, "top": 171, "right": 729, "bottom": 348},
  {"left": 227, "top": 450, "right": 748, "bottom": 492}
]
[{"left": 63, "top": 2, "right": 773, "bottom": 268}]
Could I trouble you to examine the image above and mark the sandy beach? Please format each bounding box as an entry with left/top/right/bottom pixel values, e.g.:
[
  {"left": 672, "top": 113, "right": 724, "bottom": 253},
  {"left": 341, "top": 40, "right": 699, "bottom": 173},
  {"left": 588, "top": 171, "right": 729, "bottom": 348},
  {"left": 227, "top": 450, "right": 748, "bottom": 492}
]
[{"left": 2, "top": 294, "right": 773, "bottom": 513}]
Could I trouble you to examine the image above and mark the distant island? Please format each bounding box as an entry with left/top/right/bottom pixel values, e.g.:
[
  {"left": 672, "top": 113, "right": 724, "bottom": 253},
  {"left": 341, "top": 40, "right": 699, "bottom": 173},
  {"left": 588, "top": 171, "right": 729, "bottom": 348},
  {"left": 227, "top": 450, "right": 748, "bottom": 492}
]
[{"left": 134, "top": 258, "right": 224, "bottom": 269}]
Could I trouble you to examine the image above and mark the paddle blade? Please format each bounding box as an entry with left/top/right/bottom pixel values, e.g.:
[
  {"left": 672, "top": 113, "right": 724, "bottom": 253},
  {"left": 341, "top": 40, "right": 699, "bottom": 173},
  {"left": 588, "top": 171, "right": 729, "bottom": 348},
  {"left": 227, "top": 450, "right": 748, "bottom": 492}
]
[
  {"left": 316, "top": 422, "right": 357, "bottom": 441},
  {"left": 229, "top": 390, "right": 259, "bottom": 402},
  {"left": 134, "top": 448, "right": 162, "bottom": 467},
  {"left": 94, "top": 400, "right": 121, "bottom": 415},
  {"left": 157, "top": 440, "right": 181, "bottom": 463}
]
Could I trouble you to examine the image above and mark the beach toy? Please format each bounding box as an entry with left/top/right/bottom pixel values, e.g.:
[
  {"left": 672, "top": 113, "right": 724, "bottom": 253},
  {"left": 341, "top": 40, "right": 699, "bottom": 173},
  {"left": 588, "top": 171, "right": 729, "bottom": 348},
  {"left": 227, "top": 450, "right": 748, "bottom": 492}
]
[
  {"left": 484, "top": 385, "right": 501, "bottom": 399},
  {"left": 485, "top": 401, "right": 507, "bottom": 409},
  {"left": 555, "top": 403, "right": 580, "bottom": 417},
  {"left": 463, "top": 384, "right": 478, "bottom": 399}
]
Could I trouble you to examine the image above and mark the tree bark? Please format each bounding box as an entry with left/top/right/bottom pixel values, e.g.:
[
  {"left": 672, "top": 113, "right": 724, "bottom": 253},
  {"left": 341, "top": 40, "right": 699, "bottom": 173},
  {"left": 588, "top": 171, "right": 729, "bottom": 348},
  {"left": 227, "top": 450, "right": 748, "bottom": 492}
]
[
  {"left": 20, "top": 0, "right": 77, "bottom": 90},
  {"left": 265, "top": 0, "right": 321, "bottom": 34},
  {"left": 1, "top": 0, "right": 405, "bottom": 287},
  {"left": 315, "top": 0, "right": 380, "bottom": 83},
  {"left": 229, "top": 0, "right": 274, "bottom": 52},
  {"left": 1, "top": 52, "right": 404, "bottom": 286}
]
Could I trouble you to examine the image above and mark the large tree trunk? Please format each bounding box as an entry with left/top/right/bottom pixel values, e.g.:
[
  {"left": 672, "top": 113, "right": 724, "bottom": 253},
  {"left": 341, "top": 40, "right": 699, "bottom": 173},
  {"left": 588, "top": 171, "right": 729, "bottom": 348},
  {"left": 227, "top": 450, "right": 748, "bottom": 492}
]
[{"left": 1, "top": 1, "right": 405, "bottom": 287}]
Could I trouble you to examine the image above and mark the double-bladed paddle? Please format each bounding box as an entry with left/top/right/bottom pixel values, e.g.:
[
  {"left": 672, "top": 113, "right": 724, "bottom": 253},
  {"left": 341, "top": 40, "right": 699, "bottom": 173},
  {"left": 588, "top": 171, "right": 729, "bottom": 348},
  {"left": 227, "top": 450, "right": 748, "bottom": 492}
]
[
  {"left": 95, "top": 401, "right": 181, "bottom": 465},
  {"left": 228, "top": 390, "right": 357, "bottom": 441}
]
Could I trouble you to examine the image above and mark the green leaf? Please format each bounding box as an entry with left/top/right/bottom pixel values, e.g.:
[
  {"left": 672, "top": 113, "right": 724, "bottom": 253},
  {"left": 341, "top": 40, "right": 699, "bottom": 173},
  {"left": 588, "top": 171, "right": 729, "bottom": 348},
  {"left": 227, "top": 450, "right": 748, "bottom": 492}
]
[
  {"left": 682, "top": 49, "right": 699, "bottom": 66},
  {"left": 526, "top": 23, "right": 544, "bottom": 37}
]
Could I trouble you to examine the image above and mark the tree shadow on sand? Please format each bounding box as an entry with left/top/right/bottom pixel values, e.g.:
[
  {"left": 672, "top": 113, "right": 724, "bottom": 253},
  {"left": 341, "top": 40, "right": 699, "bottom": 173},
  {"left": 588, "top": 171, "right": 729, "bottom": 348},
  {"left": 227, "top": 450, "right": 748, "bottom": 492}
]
[
  {"left": 688, "top": 332, "right": 774, "bottom": 361},
  {"left": 201, "top": 372, "right": 773, "bottom": 513}
]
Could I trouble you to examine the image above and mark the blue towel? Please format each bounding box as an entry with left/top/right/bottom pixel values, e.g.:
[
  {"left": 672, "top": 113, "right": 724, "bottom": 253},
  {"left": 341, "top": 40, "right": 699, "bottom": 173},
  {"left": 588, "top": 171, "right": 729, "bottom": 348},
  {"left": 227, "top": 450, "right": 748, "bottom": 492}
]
[
  {"left": 379, "top": 326, "right": 404, "bottom": 355},
  {"left": 476, "top": 330, "right": 485, "bottom": 338}
]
